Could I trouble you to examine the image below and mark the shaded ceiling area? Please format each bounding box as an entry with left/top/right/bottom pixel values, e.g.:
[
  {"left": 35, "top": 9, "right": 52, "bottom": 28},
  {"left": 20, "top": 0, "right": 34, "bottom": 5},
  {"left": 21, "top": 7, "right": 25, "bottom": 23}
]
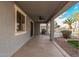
[{"left": 16, "top": 1, "right": 68, "bottom": 23}]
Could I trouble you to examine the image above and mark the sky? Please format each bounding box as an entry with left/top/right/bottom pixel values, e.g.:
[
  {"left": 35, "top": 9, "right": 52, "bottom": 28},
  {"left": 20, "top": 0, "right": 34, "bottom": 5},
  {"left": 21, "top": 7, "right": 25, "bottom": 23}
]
[{"left": 55, "top": 2, "right": 79, "bottom": 26}]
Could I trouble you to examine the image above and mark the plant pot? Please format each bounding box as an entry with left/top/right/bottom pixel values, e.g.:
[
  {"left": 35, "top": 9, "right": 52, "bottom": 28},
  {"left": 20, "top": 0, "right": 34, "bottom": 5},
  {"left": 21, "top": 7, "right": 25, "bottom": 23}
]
[{"left": 61, "top": 30, "right": 72, "bottom": 39}]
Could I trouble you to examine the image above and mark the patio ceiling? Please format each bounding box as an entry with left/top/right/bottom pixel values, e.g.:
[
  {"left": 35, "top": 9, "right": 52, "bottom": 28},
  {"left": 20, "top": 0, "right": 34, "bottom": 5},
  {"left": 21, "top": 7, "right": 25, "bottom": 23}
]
[{"left": 15, "top": 1, "right": 68, "bottom": 23}]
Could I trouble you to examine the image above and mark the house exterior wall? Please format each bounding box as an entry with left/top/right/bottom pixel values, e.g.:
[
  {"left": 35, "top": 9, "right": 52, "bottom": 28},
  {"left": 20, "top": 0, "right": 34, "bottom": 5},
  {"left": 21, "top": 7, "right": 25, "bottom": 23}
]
[
  {"left": 34, "top": 22, "right": 40, "bottom": 35},
  {"left": 0, "top": 2, "right": 34, "bottom": 57}
]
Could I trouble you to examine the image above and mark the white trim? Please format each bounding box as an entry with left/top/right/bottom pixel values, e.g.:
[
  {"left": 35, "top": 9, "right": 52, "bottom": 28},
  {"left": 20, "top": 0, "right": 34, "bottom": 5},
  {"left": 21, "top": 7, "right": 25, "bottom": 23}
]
[{"left": 14, "top": 4, "right": 27, "bottom": 36}]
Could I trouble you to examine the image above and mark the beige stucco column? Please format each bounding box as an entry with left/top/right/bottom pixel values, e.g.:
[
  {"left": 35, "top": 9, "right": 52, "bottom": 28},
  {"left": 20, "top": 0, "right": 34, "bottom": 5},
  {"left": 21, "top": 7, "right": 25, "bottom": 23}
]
[
  {"left": 46, "top": 23, "right": 48, "bottom": 35},
  {"left": 50, "top": 18, "right": 54, "bottom": 41}
]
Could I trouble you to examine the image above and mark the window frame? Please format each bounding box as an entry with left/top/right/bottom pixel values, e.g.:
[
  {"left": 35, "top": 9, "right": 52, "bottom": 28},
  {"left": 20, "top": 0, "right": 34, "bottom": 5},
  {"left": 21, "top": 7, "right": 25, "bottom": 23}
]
[{"left": 14, "top": 5, "right": 26, "bottom": 36}]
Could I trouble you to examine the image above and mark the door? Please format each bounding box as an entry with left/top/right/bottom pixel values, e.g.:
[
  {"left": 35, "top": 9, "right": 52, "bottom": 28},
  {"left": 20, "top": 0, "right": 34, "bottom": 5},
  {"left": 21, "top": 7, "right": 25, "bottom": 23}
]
[{"left": 30, "top": 22, "right": 33, "bottom": 37}]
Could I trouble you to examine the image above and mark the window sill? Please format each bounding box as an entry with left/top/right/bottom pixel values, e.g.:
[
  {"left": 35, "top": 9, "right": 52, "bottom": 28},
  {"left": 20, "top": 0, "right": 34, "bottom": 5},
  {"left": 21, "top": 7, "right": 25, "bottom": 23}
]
[{"left": 15, "top": 31, "right": 26, "bottom": 36}]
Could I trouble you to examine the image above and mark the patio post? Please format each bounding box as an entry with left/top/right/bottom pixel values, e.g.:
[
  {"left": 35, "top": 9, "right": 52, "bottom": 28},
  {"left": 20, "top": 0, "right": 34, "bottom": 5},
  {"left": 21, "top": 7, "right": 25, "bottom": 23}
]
[
  {"left": 50, "top": 18, "right": 54, "bottom": 41},
  {"left": 46, "top": 23, "right": 48, "bottom": 35}
]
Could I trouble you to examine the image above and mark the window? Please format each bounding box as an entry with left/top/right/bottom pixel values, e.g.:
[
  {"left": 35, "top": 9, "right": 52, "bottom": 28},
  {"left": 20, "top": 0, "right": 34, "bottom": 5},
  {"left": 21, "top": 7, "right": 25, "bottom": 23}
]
[{"left": 15, "top": 5, "right": 26, "bottom": 36}]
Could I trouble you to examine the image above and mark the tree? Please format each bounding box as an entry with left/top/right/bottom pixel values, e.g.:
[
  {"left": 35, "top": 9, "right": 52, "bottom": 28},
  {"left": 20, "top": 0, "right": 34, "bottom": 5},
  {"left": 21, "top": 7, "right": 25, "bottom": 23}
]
[
  {"left": 54, "top": 21, "right": 60, "bottom": 29},
  {"left": 72, "top": 12, "right": 79, "bottom": 21},
  {"left": 64, "top": 17, "right": 76, "bottom": 30}
]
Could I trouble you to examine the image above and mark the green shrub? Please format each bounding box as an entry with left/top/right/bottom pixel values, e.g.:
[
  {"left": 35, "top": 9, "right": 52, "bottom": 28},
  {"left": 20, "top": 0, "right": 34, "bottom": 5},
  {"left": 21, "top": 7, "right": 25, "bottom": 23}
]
[
  {"left": 61, "top": 30, "right": 72, "bottom": 39},
  {"left": 67, "top": 40, "right": 79, "bottom": 48}
]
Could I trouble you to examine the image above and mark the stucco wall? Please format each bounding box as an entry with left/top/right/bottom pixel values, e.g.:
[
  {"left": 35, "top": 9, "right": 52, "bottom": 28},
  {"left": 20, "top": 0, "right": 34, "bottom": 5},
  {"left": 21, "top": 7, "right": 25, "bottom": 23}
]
[
  {"left": 0, "top": 2, "right": 34, "bottom": 57},
  {"left": 34, "top": 22, "right": 40, "bottom": 35}
]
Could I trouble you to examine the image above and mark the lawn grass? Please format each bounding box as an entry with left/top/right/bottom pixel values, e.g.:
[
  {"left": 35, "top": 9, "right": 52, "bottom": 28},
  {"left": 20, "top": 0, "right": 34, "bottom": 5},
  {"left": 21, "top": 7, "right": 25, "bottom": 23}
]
[{"left": 67, "top": 40, "right": 79, "bottom": 48}]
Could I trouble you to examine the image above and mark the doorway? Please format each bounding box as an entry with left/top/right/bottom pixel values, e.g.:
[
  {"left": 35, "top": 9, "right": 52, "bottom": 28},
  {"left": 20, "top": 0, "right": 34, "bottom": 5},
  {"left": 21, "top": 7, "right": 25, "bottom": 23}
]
[
  {"left": 40, "top": 23, "right": 46, "bottom": 35},
  {"left": 30, "top": 22, "right": 33, "bottom": 37}
]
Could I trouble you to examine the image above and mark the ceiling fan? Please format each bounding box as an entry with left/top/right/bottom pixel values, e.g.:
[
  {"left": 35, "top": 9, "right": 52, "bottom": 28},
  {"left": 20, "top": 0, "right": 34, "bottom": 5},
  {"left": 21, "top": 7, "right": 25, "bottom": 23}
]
[{"left": 39, "top": 16, "right": 45, "bottom": 20}]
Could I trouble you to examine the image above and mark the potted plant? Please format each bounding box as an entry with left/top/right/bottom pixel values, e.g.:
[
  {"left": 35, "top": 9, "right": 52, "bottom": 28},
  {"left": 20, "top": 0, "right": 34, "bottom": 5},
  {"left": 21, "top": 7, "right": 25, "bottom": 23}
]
[{"left": 61, "top": 30, "right": 72, "bottom": 39}]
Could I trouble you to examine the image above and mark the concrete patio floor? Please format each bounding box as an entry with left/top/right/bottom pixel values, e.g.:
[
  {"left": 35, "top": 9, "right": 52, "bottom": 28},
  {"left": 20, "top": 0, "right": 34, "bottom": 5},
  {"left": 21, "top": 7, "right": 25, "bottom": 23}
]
[{"left": 12, "top": 35, "right": 64, "bottom": 57}]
